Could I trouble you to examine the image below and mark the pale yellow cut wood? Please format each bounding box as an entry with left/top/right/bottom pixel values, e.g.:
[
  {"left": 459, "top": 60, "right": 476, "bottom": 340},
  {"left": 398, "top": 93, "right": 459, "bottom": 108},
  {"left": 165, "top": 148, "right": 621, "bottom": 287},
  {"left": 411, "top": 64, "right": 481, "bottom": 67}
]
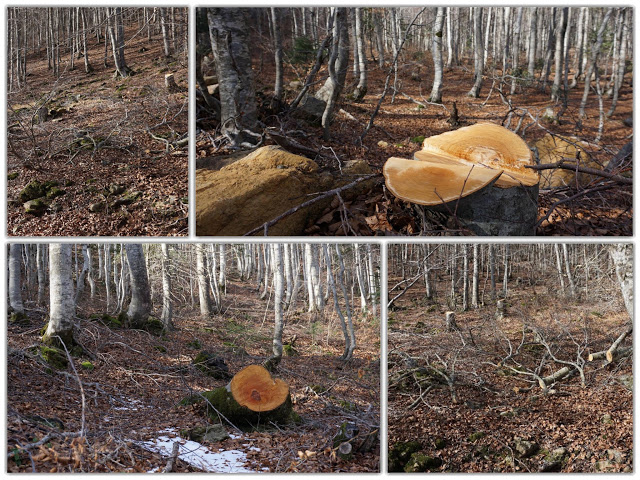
[
  {"left": 229, "top": 365, "right": 290, "bottom": 412},
  {"left": 383, "top": 156, "right": 503, "bottom": 206},
  {"left": 417, "top": 123, "right": 539, "bottom": 188}
]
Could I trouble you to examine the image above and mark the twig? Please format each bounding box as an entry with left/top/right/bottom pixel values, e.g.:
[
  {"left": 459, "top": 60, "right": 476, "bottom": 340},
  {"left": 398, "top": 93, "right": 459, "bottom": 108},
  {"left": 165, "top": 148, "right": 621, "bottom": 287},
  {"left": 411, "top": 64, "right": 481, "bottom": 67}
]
[
  {"left": 526, "top": 161, "right": 632, "bottom": 185},
  {"left": 163, "top": 442, "right": 180, "bottom": 473},
  {"left": 243, "top": 175, "right": 377, "bottom": 236}
]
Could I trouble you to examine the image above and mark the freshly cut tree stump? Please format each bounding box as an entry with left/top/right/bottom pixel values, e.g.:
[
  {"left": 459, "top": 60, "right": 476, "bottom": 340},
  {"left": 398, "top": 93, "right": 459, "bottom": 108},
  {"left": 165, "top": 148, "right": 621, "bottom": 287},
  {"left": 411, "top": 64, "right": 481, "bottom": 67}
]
[
  {"left": 383, "top": 123, "right": 540, "bottom": 236},
  {"left": 165, "top": 73, "right": 180, "bottom": 92},
  {"left": 180, "top": 364, "right": 299, "bottom": 429},
  {"left": 445, "top": 311, "right": 459, "bottom": 332}
]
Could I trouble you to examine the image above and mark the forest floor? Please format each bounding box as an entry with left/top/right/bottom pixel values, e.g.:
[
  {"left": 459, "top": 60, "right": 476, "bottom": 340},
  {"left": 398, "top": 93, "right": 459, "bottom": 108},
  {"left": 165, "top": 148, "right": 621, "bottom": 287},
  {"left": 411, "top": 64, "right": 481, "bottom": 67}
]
[
  {"left": 7, "top": 27, "right": 188, "bottom": 236},
  {"left": 7, "top": 278, "right": 380, "bottom": 473},
  {"left": 197, "top": 53, "right": 633, "bottom": 236},
  {"left": 387, "top": 275, "right": 632, "bottom": 472}
]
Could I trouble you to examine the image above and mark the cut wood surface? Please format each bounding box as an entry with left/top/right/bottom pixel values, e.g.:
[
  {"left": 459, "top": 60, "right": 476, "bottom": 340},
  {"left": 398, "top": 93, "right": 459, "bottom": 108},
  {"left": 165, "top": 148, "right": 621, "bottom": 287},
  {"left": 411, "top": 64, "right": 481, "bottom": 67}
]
[{"left": 229, "top": 365, "right": 289, "bottom": 412}]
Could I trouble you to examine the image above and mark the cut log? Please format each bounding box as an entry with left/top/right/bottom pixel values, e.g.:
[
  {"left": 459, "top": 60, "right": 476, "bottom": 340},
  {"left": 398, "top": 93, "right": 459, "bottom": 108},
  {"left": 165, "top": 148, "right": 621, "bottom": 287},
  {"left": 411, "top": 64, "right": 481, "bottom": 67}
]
[
  {"left": 538, "top": 366, "right": 574, "bottom": 389},
  {"left": 230, "top": 365, "right": 290, "bottom": 412},
  {"left": 606, "top": 325, "right": 632, "bottom": 363},
  {"left": 180, "top": 364, "right": 299, "bottom": 430},
  {"left": 588, "top": 347, "right": 632, "bottom": 363}
]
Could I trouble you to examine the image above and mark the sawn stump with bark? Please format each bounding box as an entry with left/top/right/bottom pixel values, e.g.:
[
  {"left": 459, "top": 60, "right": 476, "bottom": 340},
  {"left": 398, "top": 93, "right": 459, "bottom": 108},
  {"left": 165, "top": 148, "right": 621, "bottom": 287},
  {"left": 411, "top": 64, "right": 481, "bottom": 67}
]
[
  {"left": 181, "top": 364, "right": 300, "bottom": 430},
  {"left": 383, "top": 123, "right": 540, "bottom": 235}
]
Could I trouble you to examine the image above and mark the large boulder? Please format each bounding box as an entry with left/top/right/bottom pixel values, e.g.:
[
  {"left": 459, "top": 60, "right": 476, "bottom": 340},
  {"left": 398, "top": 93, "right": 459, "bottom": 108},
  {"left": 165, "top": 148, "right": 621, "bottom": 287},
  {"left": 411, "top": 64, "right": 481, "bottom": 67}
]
[{"left": 195, "top": 145, "right": 372, "bottom": 236}]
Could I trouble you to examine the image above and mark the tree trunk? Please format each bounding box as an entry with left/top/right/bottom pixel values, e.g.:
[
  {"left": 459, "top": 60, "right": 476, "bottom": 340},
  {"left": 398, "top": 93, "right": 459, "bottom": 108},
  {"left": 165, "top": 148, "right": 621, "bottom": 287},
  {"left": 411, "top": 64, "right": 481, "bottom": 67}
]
[
  {"left": 429, "top": 8, "right": 445, "bottom": 103},
  {"left": 161, "top": 244, "right": 174, "bottom": 331},
  {"left": 43, "top": 244, "right": 75, "bottom": 347},
  {"left": 207, "top": 8, "right": 259, "bottom": 147},
  {"left": 9, "top": 244, "right": 25, "bottom": 315},
  {"left": 352, "top": 8, "right": 368, "bottom": 101},
  {"left": 270, "top": 8, "right": 284, "bottom": 110},
  {"left": 609, "top": 243, "right": 633, "bottom": 320},
  {"left": 266, "top": 244, "right": 285, "bottom": 370},
  {"left": 196, "top": 244, "right": 212, "bottom": 317},
  {"left": 468, "top": 7, "right": 484, "bottom": 98},
  {"left": 579, "top": 8, "right": 613, "bottom": 119},
  {"left": 125, "top": 244, "right": 152, "bottom": 327}
]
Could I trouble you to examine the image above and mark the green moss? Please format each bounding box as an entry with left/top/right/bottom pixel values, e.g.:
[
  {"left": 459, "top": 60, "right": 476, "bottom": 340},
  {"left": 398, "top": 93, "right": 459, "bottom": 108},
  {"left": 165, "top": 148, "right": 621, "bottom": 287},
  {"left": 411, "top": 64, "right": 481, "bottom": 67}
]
[
  {"left": 187, "top": 339, "right": 202, "bottom": 349},
  {"left": 19, "top": 181, "right": 47, "bottom": 202},
  {"left": 182, "top": 386, "right": 299, "bottom": 430},
  {"left": 154, "top": 345, "right": 167, "bottom": 353},
  {"left": 468, "top": 431, "right": 485, "bottom": 442},
  {"left": 404, "top": 453, "right": 442, "bottom": 472},
  {"left": 9, "top": 312, "right": 29, "bottom": 325},
  {"left": 145, "top": 316, "right": 164, "bottom": 335},
  {"left": 337, "top": 399, "right": 356, "bottom": 412},
  {"left": 389, "top": 441, "right": 423, "bottom": 472},
  {"left": 283, "top": 343, "right": 298, "bottom": 356},
  {"left": 80, "top": 361, "right": 94, "bottom": 371},
  {"left": 8, "top": 172, "right": 19, "bottom": 180},
  {"left": 40, "top": 346, "right": 68, "bottom": 370},
  {"left": 434, "top": 437, "right": 446, "bottom": 449},
  {"left": 24, "top": 198, "right": 49, "bottom": 216},
  {"left": 411, "top": 135, "right": 426, "bottom": 144},
  {"left": 45, "top": 187, "right": 65, "bottom": 199}
]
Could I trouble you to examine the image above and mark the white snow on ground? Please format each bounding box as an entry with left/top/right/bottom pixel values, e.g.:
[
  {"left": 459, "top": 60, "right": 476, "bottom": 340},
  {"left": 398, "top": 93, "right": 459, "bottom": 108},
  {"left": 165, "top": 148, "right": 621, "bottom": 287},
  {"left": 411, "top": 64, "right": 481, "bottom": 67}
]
[
  {"left": 136, "top": 428, "right": 260, "bottom": 473},
  {"left": 114, "top": 398, "right": 147, "bottom": 411}
]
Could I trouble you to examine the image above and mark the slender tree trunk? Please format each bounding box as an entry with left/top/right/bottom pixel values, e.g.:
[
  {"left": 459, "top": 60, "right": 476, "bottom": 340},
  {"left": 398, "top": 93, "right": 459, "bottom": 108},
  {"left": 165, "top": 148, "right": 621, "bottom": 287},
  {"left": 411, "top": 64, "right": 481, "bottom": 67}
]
[
  {"left": 468, "top": 7, "right": 484, "bottom": 98},
  {"left": 196, "top": 244, "right": 212, "bottom": 317},
  {"left": 9, "top": 244, "right": 25, "bottom": 315},
  {"left": 429, "top": 7, "right": 445, "bottom": 103},
  {"left": 125, "top": 244, "right": 151, "bottom": 326},
  {"left": 352, "top": 8, "right": 368, "bottom": 101},
  {"left": 551, "top": 8, "right": 568, "bottom": 101},
  {"left": 471, "top": 244, "right": 479, "bottom": 308},
  {"left": 270, "top": 8, "right": 284, "bottom": 110},
  {"left": 527, "top": 7, "right": 538, "bottom": 79},
  {"left": 44, "top": 244, "right": 75, "bottom": 347},
  {"left": 579, "top": 8, "right": 613, "bottom": 119},
  {"left": 266, "top": 244, "right": 285, "bottom": 369},
  {"left": 161, "top": 244, "right": 174, "bottom": 330}
]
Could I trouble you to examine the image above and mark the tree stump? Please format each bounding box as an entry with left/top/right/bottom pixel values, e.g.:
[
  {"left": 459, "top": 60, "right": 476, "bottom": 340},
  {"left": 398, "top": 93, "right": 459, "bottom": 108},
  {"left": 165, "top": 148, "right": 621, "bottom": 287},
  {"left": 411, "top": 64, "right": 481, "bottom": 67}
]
[
  {"left": 495, "top": 300, "right": 506, "bottom": 320},
  {"left": 180, "top": 364, "right": 299, "bottom": 429},
  {"left": 165, "top": 73, "right": 180, "bottom": 92},
  {"left": 445, "top": 311, "right": 459, "bottom": 332}
]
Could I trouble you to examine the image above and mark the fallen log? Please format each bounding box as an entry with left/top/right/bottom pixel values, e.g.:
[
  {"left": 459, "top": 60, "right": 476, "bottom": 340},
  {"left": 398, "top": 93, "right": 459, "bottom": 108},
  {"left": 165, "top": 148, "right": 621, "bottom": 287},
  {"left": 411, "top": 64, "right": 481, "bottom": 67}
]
[
  {"left": 606, "top": 325, "right": 632, "bottom": 363},
  {"left": 588, "top": 347, "right": 632, "bottom": 363},
  {"left": 180, "top": 364, "right": 299, "bottom": 430}
]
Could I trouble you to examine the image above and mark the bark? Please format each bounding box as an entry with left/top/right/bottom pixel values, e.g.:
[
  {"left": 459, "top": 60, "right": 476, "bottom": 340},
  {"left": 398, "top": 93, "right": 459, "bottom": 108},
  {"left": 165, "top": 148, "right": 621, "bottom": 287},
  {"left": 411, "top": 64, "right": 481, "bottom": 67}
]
[
  {"left": 468, "top": 7, "right": 484, "bottom": 98},
  {"left": 471, "top": 244, "right": 479, "bottom": 308},
  {"left": 270, "top": 8, "right": 284, "bottom": 110},
  {"left": 429, "top": 8, "right": 445, "bottom": 103},
  {"left": 37, "top": 244, "right": 47, "bottom": 306},
  {"left": 352, "top": 8, "right": 368, "bottom": 101},
  {"left": 609, "top": 243, "right": 633, "bottom": 320},
  {"left": 579, "top": 8, "right": 613, "bottom": 119},
  {"left": 607, "top": 8, "right": 629, "bottom": 116},
  {"left": 266, "top": 244, "right": 285, "bottom": 368},
  {"left": 161, "top": 244, "right": 174, "bottom": 331},
  {"left": 125, "top": 244, "right": 152, "bottom": 327},
  {"left": 196, "top": 244, "right": 212, "bottom": 317},
  {"left": 527, "top": 8, "right": 537, "bottom": 78},
  {"left": 9, "top": 244, "right": 25, "bottom": 315},
  {"left": 44, "top": 244, "right": 75, "bottom": 347},
  {"left": 207, "top": 8, "right": 259, "bottom": 147},
  {"left": 74, "top": 245, "right": 90, "bottom": 304},
  {"left": 551, "top": 8, "right": 568, "bottom": 101}
]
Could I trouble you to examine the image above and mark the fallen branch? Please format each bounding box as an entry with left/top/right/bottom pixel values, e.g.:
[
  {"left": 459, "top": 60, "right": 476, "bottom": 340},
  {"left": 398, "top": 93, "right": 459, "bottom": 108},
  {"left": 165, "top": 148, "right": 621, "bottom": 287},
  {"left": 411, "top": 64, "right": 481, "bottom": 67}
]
[
  {"left": 163, "top": 442, "right": 180, "bottom": 473},
  {"left": 587, "top": 346, "right": 631, "bottom": 362},
  {"left": 606, "top": 324, "right": 632, "bottom": 362},
  {"left": 243, "top": 175, "right": 378, "bottom": 236},
  {"left": 526, "top": 161, "right": 632, "bottom": 185}
]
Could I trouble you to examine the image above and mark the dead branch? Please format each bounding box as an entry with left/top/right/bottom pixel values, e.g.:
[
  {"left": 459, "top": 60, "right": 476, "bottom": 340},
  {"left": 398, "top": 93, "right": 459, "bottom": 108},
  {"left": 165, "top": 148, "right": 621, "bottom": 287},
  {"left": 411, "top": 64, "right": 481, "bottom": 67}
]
[
  {"left": 243, "top": 175, "right": 378, "bottom": 236},
  {"left": 163, "top": 442, "right": 180, "bottom": 473},
  {"left": 526, "top": 161, "right": 632, "bottom": 185}
]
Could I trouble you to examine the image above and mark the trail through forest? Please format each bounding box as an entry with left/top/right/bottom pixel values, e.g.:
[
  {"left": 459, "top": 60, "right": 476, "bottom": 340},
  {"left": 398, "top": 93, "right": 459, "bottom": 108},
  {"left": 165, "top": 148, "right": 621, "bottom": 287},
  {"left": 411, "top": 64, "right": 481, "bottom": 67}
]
[
  {"left": 7, "top": 9, "right": 188, "bottom": 236},
  {"left": 7, "top": 245, "right": 380, "bottom": 473}
]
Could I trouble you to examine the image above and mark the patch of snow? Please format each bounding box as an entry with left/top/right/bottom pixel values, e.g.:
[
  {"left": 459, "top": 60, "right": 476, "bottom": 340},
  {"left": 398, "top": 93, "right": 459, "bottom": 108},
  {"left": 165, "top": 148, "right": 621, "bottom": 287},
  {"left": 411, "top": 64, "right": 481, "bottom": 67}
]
[{"left": 136, "top": 429, "right": 259, "bottom": 473}]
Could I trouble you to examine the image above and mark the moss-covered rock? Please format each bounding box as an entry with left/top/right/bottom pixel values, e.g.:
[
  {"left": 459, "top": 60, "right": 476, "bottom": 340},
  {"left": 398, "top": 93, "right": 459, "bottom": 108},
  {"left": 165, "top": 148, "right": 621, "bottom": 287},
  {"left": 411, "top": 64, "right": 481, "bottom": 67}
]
[
  {"left": 45, "top": 186, "right": 65, "bottom": 199},
  {"left": 468, "top": 431, "right": 485, "bottom": 442},
  {"left": 434, "top": 437, "right": 446, "bottom": 449},
  {"left": 404, "top": 452, "right": 442, "bottom": 472},
  {"left": 90, "top": 313, "right": 123, "bottom": 329},
  {"left": 19, "top": 180, "right": 48, "bottom": 202},
  {"left": 24, "top": 199, "right": 48, "bottom": 215},
  {"left": 39, "top": 346, "right": 68, "bottom": 370},
  {"left": 181, "top": 385, "right": 300, "bottom": 430},
  {"left": 8, "top": 172, "right": 19, "bottom": 181},
  {"left": 389, "top": 441, "right": 422, "bottom": 472},
  {"left": 9, "top": 311, "right": 29, "bottom": 325},
  {"left": 539, "top": 447, "right": 567, "bottom": 472},
  {"left": 193, "top": 351, "right": 231, "bottom": 379}
]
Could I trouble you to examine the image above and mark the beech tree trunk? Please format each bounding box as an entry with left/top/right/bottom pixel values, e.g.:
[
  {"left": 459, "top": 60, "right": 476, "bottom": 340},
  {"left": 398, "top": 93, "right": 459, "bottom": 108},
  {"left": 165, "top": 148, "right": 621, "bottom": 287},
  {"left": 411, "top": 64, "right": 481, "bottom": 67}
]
[
  {"left": 125, "top": 244, "right": 152, "bottom": 327},
  {"left": 429, "top": 8, "right": 445, "bottom": 103},
  {"left": 44, "top": 244, "right": 75, "bottom": 347},
  {"left": 9, "top": 244, "right": 25, "bottom": 315}
]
